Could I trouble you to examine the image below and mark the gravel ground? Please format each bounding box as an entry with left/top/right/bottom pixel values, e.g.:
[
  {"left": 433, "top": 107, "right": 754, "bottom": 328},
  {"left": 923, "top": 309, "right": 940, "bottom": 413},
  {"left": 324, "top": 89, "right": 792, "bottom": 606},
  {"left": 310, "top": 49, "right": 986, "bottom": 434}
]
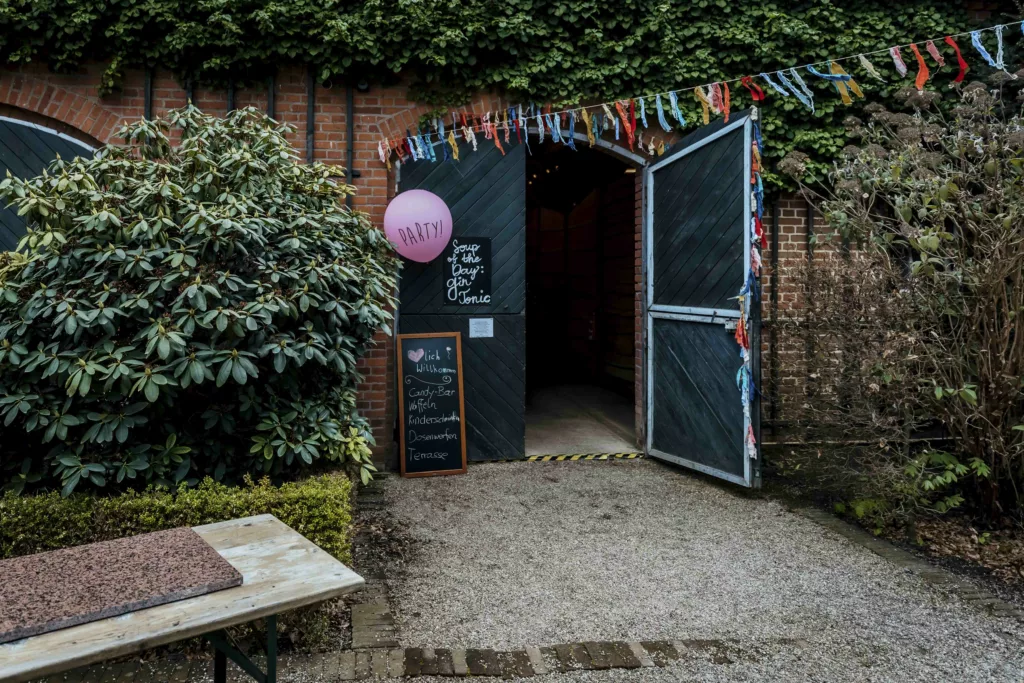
[{"left": 384, "top": 459, "right": 1024, "bottom": 682}]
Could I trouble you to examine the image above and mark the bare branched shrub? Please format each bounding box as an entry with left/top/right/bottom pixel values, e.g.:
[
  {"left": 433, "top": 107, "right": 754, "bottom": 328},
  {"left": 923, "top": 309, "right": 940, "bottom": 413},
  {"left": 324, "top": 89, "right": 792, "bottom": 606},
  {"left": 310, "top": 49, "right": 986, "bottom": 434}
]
[{"left": 776, "top": 83, "right": 1024, "bottom": 524}]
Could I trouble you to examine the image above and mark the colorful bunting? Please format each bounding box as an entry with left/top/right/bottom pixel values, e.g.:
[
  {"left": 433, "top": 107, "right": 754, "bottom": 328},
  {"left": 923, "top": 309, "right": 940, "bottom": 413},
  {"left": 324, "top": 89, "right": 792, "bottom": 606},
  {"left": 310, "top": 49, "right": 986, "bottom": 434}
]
[{"left": 375, "top": 21, "right": 1020, "bottom": 168}]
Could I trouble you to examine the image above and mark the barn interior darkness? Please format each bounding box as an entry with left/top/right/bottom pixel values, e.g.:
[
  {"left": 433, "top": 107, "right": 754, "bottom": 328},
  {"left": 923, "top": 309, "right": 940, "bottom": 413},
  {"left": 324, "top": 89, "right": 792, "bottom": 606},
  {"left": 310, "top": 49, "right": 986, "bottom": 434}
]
[{"left": 525, "top": 141, "right": 637, "bottom": 454}]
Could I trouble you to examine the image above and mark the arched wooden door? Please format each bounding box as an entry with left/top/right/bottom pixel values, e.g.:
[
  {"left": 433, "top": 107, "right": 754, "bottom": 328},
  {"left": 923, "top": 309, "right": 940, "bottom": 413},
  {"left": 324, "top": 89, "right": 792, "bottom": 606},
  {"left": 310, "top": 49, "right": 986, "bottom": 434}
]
[{"left": 0, "top": 116, "right": 95, "bottom": 250}]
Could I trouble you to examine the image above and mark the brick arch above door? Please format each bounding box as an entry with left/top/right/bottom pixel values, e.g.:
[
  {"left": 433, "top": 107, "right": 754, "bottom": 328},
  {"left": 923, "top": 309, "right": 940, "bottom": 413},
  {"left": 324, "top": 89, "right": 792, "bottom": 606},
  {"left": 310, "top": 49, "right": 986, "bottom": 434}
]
[{"left": 0, "top": 73, "right": 125, "bottom": 145}]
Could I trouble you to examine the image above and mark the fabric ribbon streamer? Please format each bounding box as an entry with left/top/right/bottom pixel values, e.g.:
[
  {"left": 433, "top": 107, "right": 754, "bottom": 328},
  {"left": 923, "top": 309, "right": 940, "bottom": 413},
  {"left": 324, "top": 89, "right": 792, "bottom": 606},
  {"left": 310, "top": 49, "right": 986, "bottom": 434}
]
[
  {"left": 778, "top": 69, "right": 814, "bottom": 113},
  {"left": 403, "top": 134, "right": 415, "bottom": 161},
  {"left": 439, "top": 126, "right": 450, "bottom": 163},
  {"left": 970, "top": 30, "right": 997, "bottom": 68},
  {"left": 760, "top": 72, "right": 790, "bottom": 97},
  {"left": 909, "top": 44, "right": 930, "bottom": 91},
  {"left": 629, "top": 99, "right": 637, "bottom": 132},
  {"left": 423, "top": 131, "right": 436, "bottom": 162},
  {"left": 858, "top": 55, "right": 885, "bottom": 81},
  {"left": 668, "top": 91, "right": 687, "bottom": 126},
  {"left": 566, "top": 112, "right": 577, "bottom": 151},
  {"left": 614, "top": 101, "right": 634, "bottom": 150},
  {"left": 830, "top": 62, "right": 864, "bottom": 104},
  {"left": 601, "top": 103, "right": 617, "bottom": 130},
  {"left": 925, "top": 40, "right": 946, "bottom": 67},
  {"left": 655, "top": 94, "right": 672, "bottom": 131},
  {"left": 945, "top": 36, "right": 969, "bottom": 83},
  {"left": 502, "top": 109, "right": 510, "bottom": 144},
  {"left": 613, "top": 116, "right": 620, "bottom": 141},
  {"left": 890, "top": 46, "right": 908, "bottom": 77},
  {"left": 723, "top": 83, "right": 731, "bottom": 123},
  {"left": 581, "top": 107, "right": 596, "bottom": 146},
  {"left": 694, "top": 88, "right": 711, "bottom": 125},
  {"left": 447, "top": 131, "right": 459, "bottom": 160},
  {"left": 463, "top": 114, "right": 478, "bottom": 152},
  {"left": 710, "top": 84, "right": 724, "bottom": 114},
  {"left": 806, "top": 64, "right": 850, "bottom": 82},
  {"left": 639, "top": 98, "right": 649, "bottom": 129},
  {"left": 734, "top": 311, "right": 749, "bottom": 350},
  {"left": 996, "top": 25, "right": 1009, "bottom": 74},
  {"left": 741, "top": 76, "right": 765, "bottom": 102}
]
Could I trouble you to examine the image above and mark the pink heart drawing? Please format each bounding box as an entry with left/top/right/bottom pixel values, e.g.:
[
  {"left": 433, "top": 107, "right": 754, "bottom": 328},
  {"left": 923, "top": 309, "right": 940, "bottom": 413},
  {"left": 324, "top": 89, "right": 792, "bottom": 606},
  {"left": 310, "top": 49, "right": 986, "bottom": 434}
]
[{"left": 407, "top": 348, "right": 424, "bottom": 363}]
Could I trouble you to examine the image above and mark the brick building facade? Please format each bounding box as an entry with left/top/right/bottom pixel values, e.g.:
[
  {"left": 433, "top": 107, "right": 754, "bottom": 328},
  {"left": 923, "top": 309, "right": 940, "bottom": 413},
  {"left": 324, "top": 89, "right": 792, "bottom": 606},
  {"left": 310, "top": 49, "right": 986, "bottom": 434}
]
[{"left": 0, "top": 60, "right": 910, "bottom": 468}]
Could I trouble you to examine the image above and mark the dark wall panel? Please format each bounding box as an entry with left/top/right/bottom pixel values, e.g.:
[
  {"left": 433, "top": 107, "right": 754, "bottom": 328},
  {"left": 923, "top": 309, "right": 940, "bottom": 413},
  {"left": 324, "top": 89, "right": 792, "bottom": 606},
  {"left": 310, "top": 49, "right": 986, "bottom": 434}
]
[
  {"left": 398, "top": 140, "right": 526, "bottom": 315},
  {"left": 0, "top": 118, "right": 94, "bottom": 250},
  {"left": 399, "top": 314, "right": 525, "bottom": 462}
]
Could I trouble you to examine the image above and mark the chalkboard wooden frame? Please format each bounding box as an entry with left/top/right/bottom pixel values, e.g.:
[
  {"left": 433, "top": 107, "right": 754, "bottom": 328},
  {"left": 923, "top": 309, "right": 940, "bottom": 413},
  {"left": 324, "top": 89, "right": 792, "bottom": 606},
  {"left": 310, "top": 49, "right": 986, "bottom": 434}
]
[{"left": 396, "top": 331, "right": 468, "bottom": 477}]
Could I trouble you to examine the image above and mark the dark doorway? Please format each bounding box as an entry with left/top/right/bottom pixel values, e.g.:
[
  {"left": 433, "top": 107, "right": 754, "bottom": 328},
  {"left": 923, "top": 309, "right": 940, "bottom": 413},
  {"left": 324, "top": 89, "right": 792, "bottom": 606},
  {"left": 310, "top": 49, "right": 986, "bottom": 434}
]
[{"left": 525, "top": 142, "right": 637, "bottom": 455}]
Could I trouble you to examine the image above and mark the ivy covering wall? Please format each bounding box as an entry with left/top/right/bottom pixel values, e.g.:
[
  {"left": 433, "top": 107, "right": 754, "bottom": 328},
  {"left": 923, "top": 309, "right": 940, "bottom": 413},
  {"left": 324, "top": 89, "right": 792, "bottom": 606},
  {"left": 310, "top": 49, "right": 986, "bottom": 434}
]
[{"left": 0, "top": 1, "right": 1018, "bottom": 176}]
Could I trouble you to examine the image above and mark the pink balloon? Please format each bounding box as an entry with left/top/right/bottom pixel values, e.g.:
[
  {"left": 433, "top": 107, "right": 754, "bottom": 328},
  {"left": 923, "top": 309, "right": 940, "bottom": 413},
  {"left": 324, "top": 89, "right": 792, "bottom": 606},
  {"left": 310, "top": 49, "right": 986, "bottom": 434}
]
[{"left": 383, "top": 189, "right": 453, "bottom": 263}]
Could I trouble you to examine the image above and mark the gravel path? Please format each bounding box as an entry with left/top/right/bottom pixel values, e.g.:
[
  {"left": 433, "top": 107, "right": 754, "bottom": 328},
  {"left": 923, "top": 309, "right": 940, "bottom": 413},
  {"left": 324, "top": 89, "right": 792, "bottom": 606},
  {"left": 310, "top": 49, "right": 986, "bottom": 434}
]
[{"left": 384, "top": 459, "right": 1024, "bottom": 681}]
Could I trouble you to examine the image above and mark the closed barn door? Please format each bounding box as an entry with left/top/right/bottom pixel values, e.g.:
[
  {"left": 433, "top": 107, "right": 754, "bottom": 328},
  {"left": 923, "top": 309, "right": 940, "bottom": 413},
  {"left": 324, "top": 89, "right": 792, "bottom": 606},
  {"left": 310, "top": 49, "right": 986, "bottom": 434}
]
[
  {"left": 398, "top": 140, "right": 526, "bottom": 461},
  {"left": 0, "top": 117, "right": 94, "bottom": 250}
]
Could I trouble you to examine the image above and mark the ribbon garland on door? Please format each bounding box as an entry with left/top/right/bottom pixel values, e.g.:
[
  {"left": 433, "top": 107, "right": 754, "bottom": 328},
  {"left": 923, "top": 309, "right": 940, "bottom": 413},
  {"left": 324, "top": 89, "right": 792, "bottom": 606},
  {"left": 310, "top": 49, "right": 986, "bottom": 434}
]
[{"left": 377, "top": 20, "right": 1023, "bottom": 168}]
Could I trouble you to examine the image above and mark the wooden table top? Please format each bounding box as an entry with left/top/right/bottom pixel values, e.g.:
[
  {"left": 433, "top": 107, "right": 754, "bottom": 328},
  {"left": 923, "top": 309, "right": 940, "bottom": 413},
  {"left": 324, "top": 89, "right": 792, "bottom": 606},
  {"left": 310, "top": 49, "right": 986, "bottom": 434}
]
[{"left": 0, "top": 514, "right": 365, "bottom": 683}]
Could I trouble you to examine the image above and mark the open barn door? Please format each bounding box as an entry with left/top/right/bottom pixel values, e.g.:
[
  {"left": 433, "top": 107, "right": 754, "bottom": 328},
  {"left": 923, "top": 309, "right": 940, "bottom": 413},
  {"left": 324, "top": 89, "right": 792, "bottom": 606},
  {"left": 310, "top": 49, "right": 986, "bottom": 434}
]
[{"left": 645, "top": 114, "right": 760, "bottom": 487}]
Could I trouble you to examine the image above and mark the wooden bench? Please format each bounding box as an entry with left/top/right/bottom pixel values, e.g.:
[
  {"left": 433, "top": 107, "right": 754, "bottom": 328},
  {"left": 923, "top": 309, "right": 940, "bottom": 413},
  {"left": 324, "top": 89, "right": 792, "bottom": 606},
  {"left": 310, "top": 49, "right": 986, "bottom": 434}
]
[{"left": 0, "top": 514, "right": 365, "bottom": 683}]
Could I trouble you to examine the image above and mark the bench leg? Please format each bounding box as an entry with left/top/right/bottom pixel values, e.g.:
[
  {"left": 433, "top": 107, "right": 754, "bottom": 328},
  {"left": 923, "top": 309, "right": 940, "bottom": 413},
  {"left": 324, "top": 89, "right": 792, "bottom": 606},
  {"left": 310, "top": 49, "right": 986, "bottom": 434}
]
[
  {"left": 265, "top": 615, "right": 277, "bottom": 683},
  {"left": 205, "top": 615, "right": 278, "bottom": 683},
  {"left": 214, "top": 648, "right": 227, "bottom": 683}
]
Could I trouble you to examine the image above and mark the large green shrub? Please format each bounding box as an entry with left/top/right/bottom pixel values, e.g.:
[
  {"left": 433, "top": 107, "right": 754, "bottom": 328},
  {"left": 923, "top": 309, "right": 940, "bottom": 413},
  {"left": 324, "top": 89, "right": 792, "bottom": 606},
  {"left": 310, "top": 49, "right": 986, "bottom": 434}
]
[
  {"left": 0, "top": 107, "right": 398, "bottom": 495},
  {"left": 0, "top": 473, "right": 355, "bottom": 561}
]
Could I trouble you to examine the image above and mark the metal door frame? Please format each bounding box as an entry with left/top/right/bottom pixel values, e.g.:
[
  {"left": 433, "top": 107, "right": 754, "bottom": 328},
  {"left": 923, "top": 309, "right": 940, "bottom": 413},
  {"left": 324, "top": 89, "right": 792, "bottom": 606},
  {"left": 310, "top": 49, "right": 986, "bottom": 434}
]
[{"left": 643, "top": 115, "right": 754, "bottom": 486}]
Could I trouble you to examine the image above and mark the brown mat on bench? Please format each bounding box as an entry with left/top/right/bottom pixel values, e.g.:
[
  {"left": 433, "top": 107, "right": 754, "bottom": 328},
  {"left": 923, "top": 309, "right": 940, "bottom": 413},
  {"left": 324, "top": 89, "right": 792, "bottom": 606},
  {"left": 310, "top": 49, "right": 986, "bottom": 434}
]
[{"left": 0, "top": 527, "right": 242, "bottom": 644}]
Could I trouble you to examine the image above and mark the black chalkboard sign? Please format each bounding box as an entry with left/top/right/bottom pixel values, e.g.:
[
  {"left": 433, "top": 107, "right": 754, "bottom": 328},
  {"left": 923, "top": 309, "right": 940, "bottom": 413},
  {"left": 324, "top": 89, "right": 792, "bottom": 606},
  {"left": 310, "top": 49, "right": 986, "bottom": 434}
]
[
  {"left": 443, "top": 238, "right": 492, "bottom": 306},
  {"left": 396, "top": 332, "right": 467, "bottom": 477}
]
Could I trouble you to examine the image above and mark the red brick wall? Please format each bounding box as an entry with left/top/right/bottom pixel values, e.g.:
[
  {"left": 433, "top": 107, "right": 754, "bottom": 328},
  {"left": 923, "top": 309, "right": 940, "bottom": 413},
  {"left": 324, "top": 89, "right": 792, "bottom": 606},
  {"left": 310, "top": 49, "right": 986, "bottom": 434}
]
[{"left": 8, "top": 62, "right": 833, "bottom": 461}]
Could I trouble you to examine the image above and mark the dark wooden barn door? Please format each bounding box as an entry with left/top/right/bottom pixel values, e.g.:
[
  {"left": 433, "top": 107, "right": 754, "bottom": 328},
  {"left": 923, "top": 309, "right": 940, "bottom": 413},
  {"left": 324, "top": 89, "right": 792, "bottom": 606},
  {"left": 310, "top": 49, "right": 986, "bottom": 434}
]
[
  {"left": 644, "top": 115, "right": 759, "bottom": 487},
  {"left": 0, "top": 117, "right": 94, "bottom": 250},
  {"left": 398, "top": 139, "right": 526, "bottom": 461}
]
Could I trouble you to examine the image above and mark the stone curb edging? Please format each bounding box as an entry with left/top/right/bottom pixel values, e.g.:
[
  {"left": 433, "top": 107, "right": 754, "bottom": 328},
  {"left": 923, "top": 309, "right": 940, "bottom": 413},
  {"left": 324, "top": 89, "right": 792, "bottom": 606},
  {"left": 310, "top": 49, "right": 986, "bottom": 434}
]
[
  {"left": 794, "top": 506, "right": 1024, "bottom": 621},
  {"left": 350, "top": 481, "right": 400, "bottom": 651},
  {"left": 269, "top": 637, "right": 802, "bottom": 680}
]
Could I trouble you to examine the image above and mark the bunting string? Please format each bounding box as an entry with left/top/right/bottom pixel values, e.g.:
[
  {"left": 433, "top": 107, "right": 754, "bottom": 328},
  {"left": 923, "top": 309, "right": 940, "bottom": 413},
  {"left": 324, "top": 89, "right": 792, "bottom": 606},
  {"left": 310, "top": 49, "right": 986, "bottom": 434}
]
[{"left": 374, "top": 20, "right": 1024, "bottom": 166}]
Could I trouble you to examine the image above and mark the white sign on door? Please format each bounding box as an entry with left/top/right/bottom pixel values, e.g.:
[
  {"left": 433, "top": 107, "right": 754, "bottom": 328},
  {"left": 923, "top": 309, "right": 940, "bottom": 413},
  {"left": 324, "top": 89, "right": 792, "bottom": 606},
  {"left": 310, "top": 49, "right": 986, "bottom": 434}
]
[{"left": 468, "top": 318, "right": 494, "bottom": 338}]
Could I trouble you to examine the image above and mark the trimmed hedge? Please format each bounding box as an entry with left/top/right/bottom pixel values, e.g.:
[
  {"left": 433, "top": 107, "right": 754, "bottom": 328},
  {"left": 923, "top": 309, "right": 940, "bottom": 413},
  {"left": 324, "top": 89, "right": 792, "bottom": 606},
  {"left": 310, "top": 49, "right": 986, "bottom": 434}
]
[{"left": 0, "top": 474, "right": 354, "bottom": 561}]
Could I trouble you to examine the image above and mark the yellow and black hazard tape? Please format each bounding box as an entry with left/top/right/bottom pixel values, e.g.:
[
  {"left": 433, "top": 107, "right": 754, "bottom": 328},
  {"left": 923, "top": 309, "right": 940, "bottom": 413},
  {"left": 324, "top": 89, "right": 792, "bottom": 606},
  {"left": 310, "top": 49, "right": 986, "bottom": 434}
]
[{"left": 526, "top": 452, "right": 644, "bottom": 462}]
